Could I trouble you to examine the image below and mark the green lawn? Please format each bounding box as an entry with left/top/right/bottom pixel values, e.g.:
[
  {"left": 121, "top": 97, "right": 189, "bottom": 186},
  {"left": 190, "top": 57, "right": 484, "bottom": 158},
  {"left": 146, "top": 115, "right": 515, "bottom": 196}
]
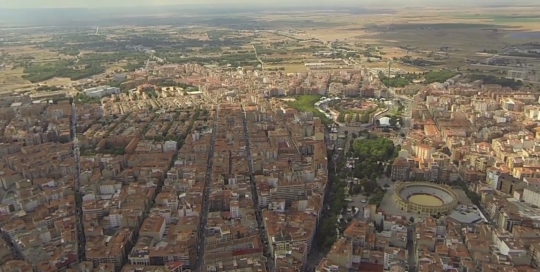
[{"left": 287, "top": 95, "right": 333, "bottom": 125}]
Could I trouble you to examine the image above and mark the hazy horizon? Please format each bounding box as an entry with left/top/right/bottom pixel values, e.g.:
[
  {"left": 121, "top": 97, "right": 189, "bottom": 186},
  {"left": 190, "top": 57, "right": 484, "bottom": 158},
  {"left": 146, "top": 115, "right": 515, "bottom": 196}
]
[
  {"left": 0, "top": 0, "right": 537, "bottom": 27},
  {"left": 1, "top": 0, "right": 538, "bottom": 9}
]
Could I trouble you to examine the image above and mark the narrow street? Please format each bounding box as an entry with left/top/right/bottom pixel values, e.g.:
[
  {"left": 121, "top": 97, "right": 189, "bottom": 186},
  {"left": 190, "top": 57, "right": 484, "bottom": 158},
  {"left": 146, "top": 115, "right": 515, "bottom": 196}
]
[
  {"left": 241, "top": 105, "right": 275, "bottom": 272},
  {"left": 407, "top": 224, "right": 417, "bottom": 272},
  {"left": 194, "top": 106, "right": 219, "bottom": 271}
]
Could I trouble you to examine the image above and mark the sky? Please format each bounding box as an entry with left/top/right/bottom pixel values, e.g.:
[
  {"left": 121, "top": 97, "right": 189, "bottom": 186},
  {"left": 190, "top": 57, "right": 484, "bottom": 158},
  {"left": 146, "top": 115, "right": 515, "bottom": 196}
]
[{"left": 1, "top": 0, "right": 535, "bottom": 9}]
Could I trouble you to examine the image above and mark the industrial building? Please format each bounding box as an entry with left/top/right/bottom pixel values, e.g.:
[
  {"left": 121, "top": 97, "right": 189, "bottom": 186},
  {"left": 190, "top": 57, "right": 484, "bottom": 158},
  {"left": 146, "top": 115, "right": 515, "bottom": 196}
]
[
  {"left": 507, "top": 69, "right": 540, "bottom": 82},
  {"left": 83, "top": 86, "right": 120, "bottom": 98}
]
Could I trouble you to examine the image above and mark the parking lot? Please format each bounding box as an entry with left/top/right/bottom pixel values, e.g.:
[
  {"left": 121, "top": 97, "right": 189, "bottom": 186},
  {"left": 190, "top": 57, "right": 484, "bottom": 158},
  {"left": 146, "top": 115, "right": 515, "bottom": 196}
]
[
  {"left": 453, "top": 188, "right": 473, "bottom": 205},
  {"left": 349, "top": 193, "right": 368, "bottom": 219}
]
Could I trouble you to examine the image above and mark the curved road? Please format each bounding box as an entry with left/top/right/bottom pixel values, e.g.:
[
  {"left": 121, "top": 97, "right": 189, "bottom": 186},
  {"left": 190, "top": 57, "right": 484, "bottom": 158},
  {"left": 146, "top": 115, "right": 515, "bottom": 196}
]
[{"left": 252, "top": 45, "right": 264, "bottom": 70}]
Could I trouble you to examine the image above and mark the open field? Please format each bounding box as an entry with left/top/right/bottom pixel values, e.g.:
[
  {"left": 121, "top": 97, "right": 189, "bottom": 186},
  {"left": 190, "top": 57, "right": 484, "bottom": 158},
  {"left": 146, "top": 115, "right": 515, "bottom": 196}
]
[
  {"left": 266, "top": 64, "right": 308, "bottom": 73},
  {"left": 361, "top": 61, "right": 426, "bottom": 73},
  {"left": 0, "top": 67, "right": 32, "bottom": 92},
  {"left": 307, "top": 28, "right": 368, "bottom": 42},
  {"left": 253, "top": 7, "right": 540, "bottom": 70},
  {"left": 0, "top": 6, "right": 538, "bottom": 91},
  {"left": 106, "top": 64, "right": 127, "bottom": 73},
  {"left": 38, "top": 77, "right": 72, "bottom": 87},
  {"left": 1, "top": 46, "right": 59, "bottom": 62}
]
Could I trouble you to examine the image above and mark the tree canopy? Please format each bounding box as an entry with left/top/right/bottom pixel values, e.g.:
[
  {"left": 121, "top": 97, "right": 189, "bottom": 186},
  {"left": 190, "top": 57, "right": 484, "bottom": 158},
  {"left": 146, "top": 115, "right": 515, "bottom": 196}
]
[
  {"left": 378, "top": 72, "right": 411, "bottom": 88},
  {"left": 351, "top": 134, "right": 398, "bottom": 183},
  {"left": 424, "top": 70, "right": 457, "bottom": 84},
  {"left": 352, "top": 135, "right": 395, "bottom": 162},
  {"left": 74, "top": 93, "right": 100, "bottom": 104},
  {"left": 467, "top": 74, "right": 523, "bottom": 90},
  {"left": 22, "top": 61, "right": 105, "bottom": 83}
]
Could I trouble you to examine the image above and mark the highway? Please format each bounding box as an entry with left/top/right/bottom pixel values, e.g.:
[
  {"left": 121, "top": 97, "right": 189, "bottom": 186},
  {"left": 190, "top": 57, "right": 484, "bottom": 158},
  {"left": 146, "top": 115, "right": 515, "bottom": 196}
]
[
  {"left": 194, "top": 106, "right": 219, "bottom": 272},
  {"left": 252, "top": 45, "right": 265, "bottom": 70},
  {"left": 241, "top": 105, "right": 275, "bottom": 272}
]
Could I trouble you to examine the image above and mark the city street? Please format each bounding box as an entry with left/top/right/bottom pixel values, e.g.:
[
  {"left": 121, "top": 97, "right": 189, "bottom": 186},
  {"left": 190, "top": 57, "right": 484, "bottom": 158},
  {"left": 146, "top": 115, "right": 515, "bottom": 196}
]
[
  {"left": 194, "top": 106, "right": 219, "bottom": 271},
  {"left": 407, "top": 224, "right": 417, "bottom": 272},
  {"left": 349, "top": 194, "right": 368, "bottom": 219},
  {"left": 306, "top": 248, "right": 330, "bottom": 271},
  {"left": 241, "top": 106, "right": 275, "bottom": 272}
]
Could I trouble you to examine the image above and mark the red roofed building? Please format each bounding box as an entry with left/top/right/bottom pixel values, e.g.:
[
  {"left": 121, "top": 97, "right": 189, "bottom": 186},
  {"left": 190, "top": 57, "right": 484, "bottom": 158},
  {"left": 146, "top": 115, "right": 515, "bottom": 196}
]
[
  {"left": 232, "top": 247, "right": 263, "bottom": 257},
  {"left": 358, "top": 263, "right": 383, "bottom": 272},
  {"left": 166, "top": 262, "right": 183, "bottom": 272}
]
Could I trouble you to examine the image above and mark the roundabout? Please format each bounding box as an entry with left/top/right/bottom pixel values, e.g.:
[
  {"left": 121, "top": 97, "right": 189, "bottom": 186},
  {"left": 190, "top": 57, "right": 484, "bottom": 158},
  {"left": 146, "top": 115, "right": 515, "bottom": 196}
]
[{"left": 393, "top": 182, "right": 458, "bottom": 214}]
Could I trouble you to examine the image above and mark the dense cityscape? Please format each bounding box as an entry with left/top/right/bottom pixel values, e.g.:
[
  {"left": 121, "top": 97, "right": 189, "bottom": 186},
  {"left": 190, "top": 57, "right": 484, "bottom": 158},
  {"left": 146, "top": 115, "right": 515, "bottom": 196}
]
[{"left": 1, "top": 2, "right": 540, "bottom": 272}]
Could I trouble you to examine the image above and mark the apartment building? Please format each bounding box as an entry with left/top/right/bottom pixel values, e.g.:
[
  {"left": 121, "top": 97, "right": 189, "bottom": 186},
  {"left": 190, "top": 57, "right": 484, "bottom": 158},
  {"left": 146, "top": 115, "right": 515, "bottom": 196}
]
[
  {"left": 391, "top": 157, "right": 412, "bottom": 181},
  {"left": 139, "top": 216, "right": 166, "bottom": 241},
  {"left": 523, "top": 186, "right": 540, "bottom": 207},
  {"left": 86, "top": 229, "right": 133, "bottom": 270}
]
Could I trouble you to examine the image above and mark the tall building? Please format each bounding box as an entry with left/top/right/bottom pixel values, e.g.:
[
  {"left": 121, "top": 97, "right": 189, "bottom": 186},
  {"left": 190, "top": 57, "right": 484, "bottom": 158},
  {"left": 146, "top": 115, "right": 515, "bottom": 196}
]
[
  {"left": 230, "top": 200, "right": 240, "bottom": 219},
  {"left": 391, "top": 158, "right": 411, "bottom": 181}
]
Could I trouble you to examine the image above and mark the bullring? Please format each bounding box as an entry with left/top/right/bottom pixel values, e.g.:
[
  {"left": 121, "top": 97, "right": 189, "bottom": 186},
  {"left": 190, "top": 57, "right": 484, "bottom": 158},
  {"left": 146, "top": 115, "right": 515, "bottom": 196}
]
[{"left": 393, "top": 182, "right": 458, "bottom": 215}]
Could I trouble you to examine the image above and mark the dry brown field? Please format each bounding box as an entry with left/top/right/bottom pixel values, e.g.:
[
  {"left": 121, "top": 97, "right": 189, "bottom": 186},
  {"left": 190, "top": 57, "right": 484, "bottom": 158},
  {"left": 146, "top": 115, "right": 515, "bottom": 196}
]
[
  {"left": 38, "top": 77, "right": 72, "bottom": 86},
  {"left": 2, "top": 46, "right": 58, "bottom": 62},
  {"left": 0, "top": 67, "right": 32, "bottom": 93},
  {"left": 1, "top": 5, "right": 538, "bottom": 92},
  {"left": 266, "top": 63, "right": 308, "bottom": 73},
  {"left": 251, "top": 7, "right": 539, "bottom": 70}
]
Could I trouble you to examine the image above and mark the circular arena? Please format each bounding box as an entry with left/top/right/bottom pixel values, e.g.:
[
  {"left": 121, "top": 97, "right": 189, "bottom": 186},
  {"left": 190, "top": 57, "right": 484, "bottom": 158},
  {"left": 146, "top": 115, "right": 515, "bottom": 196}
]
[{"left": 393, "top": 182, "right": 458, "bottom": 215}]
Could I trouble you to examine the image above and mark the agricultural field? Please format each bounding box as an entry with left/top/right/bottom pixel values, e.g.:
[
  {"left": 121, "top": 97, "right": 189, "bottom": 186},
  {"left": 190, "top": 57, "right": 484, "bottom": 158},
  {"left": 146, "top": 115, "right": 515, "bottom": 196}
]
[
  {"left": 1, "top": 5, "right": 539, "bottom": 93},
  {"left": 1, "top": 46, "right": 59, "bottom": 62},
  {"left": 38, "top": 77, "right": 73, "bottom": 87},
  {"left": 362, "top": 62, "right": 426, "bottom": 73},
  {"left": 265, "top": 64, "right": 308, "bottom": 73},
  {"left": 0, "top": 46, "right": 63, "bottom": 92},
  {"left": 0, "top": 67, "right": 30, "bottom": 93},
  {"left": 249, "top": 7, "right": 540, "bottom": 71}
]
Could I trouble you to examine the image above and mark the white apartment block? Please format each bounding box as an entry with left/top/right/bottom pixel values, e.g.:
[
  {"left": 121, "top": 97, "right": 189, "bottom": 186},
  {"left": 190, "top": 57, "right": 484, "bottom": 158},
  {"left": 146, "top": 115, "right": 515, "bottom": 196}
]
[
  {"left": 523, "top": 187, "right": 540, "bottom": 207},
  {"left": 83, "top": 86, "right": 120, "bottom": 98}
]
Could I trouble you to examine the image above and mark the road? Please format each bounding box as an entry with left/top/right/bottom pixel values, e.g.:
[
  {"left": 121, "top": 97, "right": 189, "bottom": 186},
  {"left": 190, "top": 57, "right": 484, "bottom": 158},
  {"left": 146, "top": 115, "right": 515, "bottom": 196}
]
[
  {"left": 252, "top": 45, "right": 264, "bottom": 70},
  {"left": 303, "top": 30, "right": 335, "bottom": 51},
  {"left": 349, "top": 193, "right": 368, "bottom": 219},
  {"left": 387, "top": 87, "right": 415, "bottom": 104},
  {"left": 194, "top": 106, "right": 219, "bottom": 271},
  {"left": 304, "top": 129, "right": 349, "bottom": 271},
  {"left": 407, "top": 224, "right": 417, "bottom": 272},
  {"left": 384, "top": 86, "right": 417, "bottom": 133},
  {"left": 241, "top": 105, "right": 275, "bottom": 272}
]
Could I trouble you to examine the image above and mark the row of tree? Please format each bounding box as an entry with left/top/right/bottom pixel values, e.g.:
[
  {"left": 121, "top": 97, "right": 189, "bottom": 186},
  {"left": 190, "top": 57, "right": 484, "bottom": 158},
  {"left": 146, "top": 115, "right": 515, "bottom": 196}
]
[
  {"left": 337, "top": 111, "right": 371, "bottom": 123},
  {"left": 379, "top": 70, "right": 458, "bottom": 88},
  {"left": 467, "top": 74, "right": 523, "bottom": 90},
  {"left": 23, "top": 62, "right": 105, "bottom": 83}
]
